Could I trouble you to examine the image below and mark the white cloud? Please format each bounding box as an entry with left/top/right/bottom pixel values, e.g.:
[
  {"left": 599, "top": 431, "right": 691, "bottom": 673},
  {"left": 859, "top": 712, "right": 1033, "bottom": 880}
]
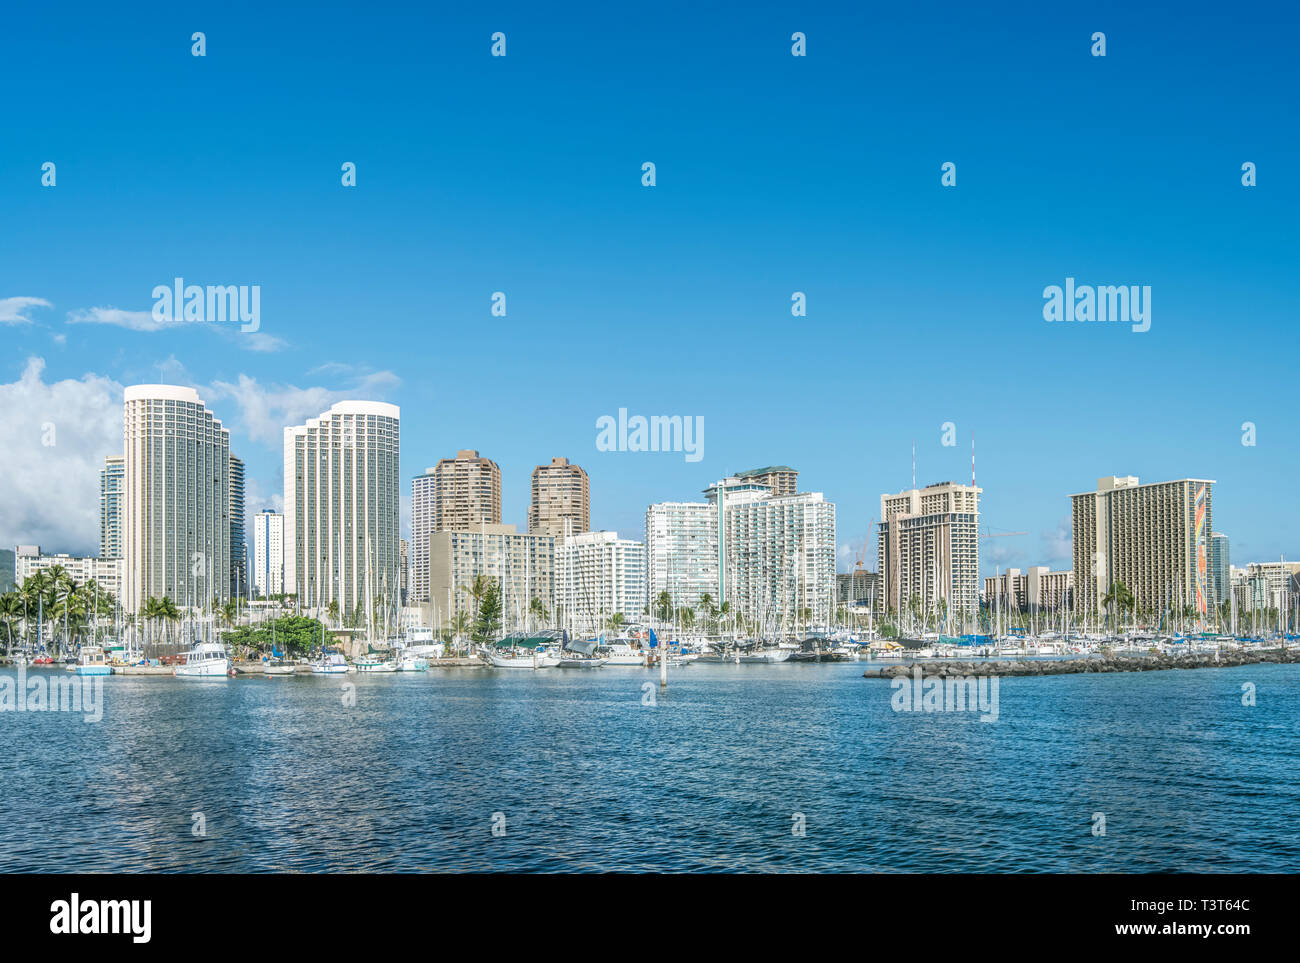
[
  {"left": 0, "top": 297, "right": 53, "bottom": 325},
  {"left": 67, "top": 306, "right": 173, "bottom": 331},
  {"left": 1041, "top": 517, "right": 1073, "bottom": 569},
  {"left": 206, "top": 370, "right": 401, "bottom": 448},
  {"left": 0, "top": 357, "right": 122, "bottom": 555},
  {"left": 67, "top": 306, "right": 288, "bottom": 352}
]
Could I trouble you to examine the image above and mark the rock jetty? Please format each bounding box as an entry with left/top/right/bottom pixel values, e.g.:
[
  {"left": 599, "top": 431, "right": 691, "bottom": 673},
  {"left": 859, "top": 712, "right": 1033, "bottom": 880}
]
[{"left": 863, "top": 649, "right": 1300, "bottom": 679}]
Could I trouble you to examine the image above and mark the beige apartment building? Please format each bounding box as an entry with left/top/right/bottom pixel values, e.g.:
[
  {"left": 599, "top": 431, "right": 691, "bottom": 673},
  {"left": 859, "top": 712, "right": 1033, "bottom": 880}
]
[
  {"left": 1071, "top": 475, "right": 1214, "bottom": 617},
  {"left": 431, "top": 450, "right": 501, "bottom": 532},
  {"left": 877, "top": 481, "right": 981, "bottom": 626},
  {"left": 528, "top": 457, "right": 589, "bottom": 539},
  {"left": 423, "top": 524, "right": 554, "bottom": 631},
  {"left": 732, "top": 465, "right": 799, "bottom": 498}
]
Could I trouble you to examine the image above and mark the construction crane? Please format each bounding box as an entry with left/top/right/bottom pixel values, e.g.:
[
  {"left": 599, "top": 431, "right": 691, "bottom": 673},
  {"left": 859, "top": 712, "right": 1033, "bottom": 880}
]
[
  {"left": 854, "top": 517, "right": 876, "bottom": 571},
  {"left": 980, "top": 528, "right": 1027, "bottom": 539}
]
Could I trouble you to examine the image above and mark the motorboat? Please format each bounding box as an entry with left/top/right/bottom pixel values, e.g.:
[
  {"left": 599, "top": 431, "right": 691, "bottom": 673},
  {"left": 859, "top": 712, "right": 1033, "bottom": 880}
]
[
  {"left": 174, "top": 641, "right": 231, "bottom": 678},
  {"left": 74, "top": 645, "right": 112, "bottom": 676}
]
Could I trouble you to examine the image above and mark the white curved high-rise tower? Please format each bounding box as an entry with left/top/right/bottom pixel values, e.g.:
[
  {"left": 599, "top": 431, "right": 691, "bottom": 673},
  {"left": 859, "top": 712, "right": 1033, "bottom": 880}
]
[
  {"left": 284, "top": 400, "right": 401, "bottom": 619},
  {"left": 122, "top": 385, "right": 231, "bottom": 614}
]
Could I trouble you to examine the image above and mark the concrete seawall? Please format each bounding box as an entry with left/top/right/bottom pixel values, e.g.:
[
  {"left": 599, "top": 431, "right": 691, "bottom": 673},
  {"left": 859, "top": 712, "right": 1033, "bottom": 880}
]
[{"left": 863, "top": 649, "right": 1300, "bottom": 679}]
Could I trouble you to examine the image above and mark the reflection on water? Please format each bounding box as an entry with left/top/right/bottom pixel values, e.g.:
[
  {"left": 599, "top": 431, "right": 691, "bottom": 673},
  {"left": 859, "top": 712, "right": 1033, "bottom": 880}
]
[{"left": 2, "top": 662, "right": 1298, "bottom": 872}]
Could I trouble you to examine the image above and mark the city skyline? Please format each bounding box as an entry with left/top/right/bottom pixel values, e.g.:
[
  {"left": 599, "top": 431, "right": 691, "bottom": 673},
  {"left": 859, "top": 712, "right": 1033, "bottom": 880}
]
[{"left": 3, "top": 4, "right": 1297, "bottom": 576}]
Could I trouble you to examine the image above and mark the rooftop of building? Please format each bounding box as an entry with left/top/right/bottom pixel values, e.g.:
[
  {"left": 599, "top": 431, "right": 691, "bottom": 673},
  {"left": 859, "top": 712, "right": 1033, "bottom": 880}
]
[{"left": 734, "top": 465, "right": 797, "bottom": 477}]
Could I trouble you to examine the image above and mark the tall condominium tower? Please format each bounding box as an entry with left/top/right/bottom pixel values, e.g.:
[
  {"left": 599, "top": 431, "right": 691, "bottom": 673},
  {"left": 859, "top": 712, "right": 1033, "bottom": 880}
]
[
  {"left": 1070, "top": 475, "right": 1215, "bottom": 617},
  {"left": 122, "top": 385, "right": 231, "bottom": 614},
  {"left": 528, "top": 457, "right": 589, "bottom": 539},
  {"left": 645, "top": 476, "right": 836, "bottom": 624},
  {"left": 1210, "top": 532, "right": 1230, "bottom": 607},
  {"left": 100, "top": 454, "right": 125, "bottom": 560},
  {"left": 431, "top": 450, "right": 501, "bottom": 532},
  {"left": 707, "top": 478, "right": 836, "bottom": 625},
  {"left": 410, "top": 469, "right": 437, "bottom": 602},
  {"left": 732, "top": 465, "right": 798, "bottom": 498},
  {"left": 252, "top": 510, "right": 284, "bottom": 598},
  {"left": 877, "top": 481, "right": 982, "bottom": 628},
  {"left": 284, "top": 401, "right": 401, "bottom": 617},
  {"left": 645, "top": 501, "right": 719, "bottom": 613},
  {"left": 555, "top": 530, "right": 646, "bottom": 632},
  {"left": 229, "top": 454, "right": 247, "bottom": 597}
]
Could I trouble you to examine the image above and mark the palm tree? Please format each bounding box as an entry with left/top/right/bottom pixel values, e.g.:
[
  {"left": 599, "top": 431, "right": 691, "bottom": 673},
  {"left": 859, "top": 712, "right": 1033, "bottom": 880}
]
[
  {"left": 529, "top": 595, "right": 549, "bottom": 630},
  {"left": 654, "top": 590, "right": 672, "bottom": 622},
  {"left": 605, "top": 612, "right": 627, "bottom": 633},
  {"left": 0, "top": 592, "right": 22, "bottom": 654},
  {"left": 460, "top": 574, "right": 489, "bottom": 629},
  {"left": 1101, "top": 581, "right": 1135, "bottom": 631}
]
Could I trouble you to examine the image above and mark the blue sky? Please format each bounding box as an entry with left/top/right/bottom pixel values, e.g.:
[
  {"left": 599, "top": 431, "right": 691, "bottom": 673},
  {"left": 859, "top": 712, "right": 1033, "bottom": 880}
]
[{"left": 2, "top": 1, "right": 1297, "bottom": 573}]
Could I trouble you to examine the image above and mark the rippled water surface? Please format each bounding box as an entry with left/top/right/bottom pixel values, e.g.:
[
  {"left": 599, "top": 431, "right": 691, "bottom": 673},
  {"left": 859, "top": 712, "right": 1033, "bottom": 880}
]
[{"left": 2, "top": 662, "right": 1297, "bottom": 872}]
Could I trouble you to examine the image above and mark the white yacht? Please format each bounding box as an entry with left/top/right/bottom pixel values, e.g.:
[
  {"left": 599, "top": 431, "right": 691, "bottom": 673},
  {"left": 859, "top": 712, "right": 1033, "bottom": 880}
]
[
  {"left": 738, "top": 646, "right": 792, "bottom": 664},
  {"left": 599, "top": 640, "right": 647, "bottom": 666},
  {"left": 487, "top": 646, "right": 561, "bottom": 669},
  {"left": 310, "top": 652, "right": 353, "bottom": 675},
  {"left": 174, "top": 641, "right": 230, "bottom": 678},
  {"left": 353, "top": 656, "right": 397, "bottom": 673}
]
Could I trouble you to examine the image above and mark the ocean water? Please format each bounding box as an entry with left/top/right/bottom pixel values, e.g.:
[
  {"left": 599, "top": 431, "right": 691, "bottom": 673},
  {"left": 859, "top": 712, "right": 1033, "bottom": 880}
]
[{"left": 1, "top": 661, "right": 1297, "bottom": 872}]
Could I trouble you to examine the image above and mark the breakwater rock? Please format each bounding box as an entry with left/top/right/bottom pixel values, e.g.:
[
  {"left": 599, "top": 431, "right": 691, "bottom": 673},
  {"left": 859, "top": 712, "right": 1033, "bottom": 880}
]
[{"left": 862, "top": 649, "right": 1300, "bottom": 679}]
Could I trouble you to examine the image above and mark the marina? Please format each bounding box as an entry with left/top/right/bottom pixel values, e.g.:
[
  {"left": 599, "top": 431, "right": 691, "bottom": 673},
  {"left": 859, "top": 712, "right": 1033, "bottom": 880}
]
[{"left": 1, "top": 657, "right": 1297, "bottom": 873}]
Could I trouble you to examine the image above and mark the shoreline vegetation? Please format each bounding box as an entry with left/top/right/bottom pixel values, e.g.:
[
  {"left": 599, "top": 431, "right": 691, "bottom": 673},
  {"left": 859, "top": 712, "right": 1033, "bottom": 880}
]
[{"left": 862, "top": 649, "right": 1300, "bottom": 679}]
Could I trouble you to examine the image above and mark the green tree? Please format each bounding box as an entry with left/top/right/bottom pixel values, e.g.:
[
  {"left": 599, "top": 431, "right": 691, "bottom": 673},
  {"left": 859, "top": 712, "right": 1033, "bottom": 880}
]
[
  {"left": 654, "top": 590, "right": 673, "bottom": 622},
  {"left": 471, "top": 579, "right": 502, "bottom": 643}
]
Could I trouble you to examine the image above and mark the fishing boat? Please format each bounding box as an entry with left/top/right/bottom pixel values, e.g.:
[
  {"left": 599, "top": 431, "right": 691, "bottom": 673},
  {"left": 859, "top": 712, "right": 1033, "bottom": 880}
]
[
  {"left": 354, "top": 656, "right": 397, "bottom": 673},
  {"left": 74, "top": 645, "right": 112, "bottom": 676},
  {"left": 174, "top": 641, "right": 230, "bottom": 678}
]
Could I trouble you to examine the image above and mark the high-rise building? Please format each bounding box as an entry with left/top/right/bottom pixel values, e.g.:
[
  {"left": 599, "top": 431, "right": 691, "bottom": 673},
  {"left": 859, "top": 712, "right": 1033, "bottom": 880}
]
[
  {"left": 399, "top": 537, "right": 409, "bottom": 605},
  {"left": 645, "top": 501, "right": 718, "bottom": 613},
  {"left": 1211, "top": 533, "right": 1230, "bottom": 607},
  {"left": 555, "top": 530, "right": 646, "bottom": 632},
  {"left": 431, "top": 450, "right": 501, "bottom": 532},
  {"left": 877, "top": 481, "right": 981, "bottom": 627},
  {"left": 122, "top": 385, "right": 230, "bottom": 614},
  {"left": 284, "top": 401, "right": 401, "bottom": 617},
  {"left": 229, "top": 454, "right": 246, "bottom": 597},
  {"left": 1070, "top": 475, "right": 1215, "bottom": 617},
  {"left": 645, "top": 477, "right": 837, "bottom": 624},
  {"left": 424, "top": 524, "right": 554, "bottom": 630},
  {"left": 528, "top": 457, "right": 589, "bottom": 540},
  {"left": 252, "top": 510, "right": 284, "bottom": 598},
  {"left": 0, "top": 549, "right": 14, "bottom": 594},
  {"left": 708, "top": 478, "right": 836, "bottom": 625},
  {"left": 837, "top": 570, "right": 879, "bottom": 608},
  {"left": 732, "top": 465, "right": 799, "bottom": 498},
  {"left": 100, "top": 455, "right": 125, "bottom": 560},
  {"left": 411, "top": 469, "right": 437, "bottom": 602}
]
